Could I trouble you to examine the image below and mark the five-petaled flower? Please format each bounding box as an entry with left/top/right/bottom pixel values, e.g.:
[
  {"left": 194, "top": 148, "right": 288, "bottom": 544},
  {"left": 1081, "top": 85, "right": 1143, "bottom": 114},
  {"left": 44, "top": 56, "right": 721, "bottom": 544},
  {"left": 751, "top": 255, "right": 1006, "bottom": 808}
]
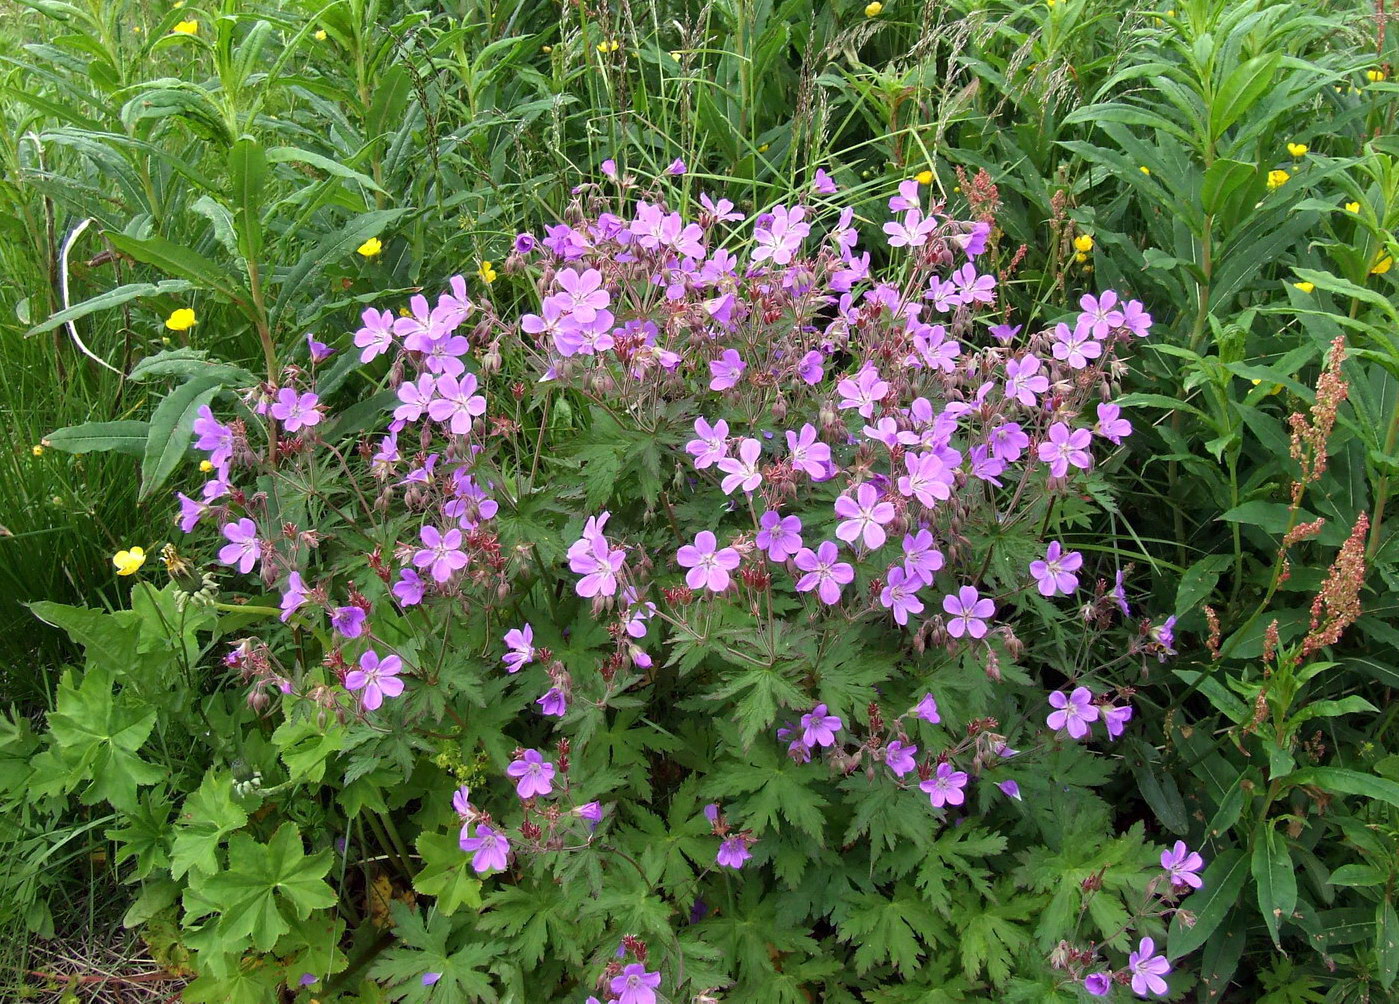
[
  {"left": 676, "top": 530, "right": 742, "bottom": 592},
  {"left": 800, "top": 704, "right": 843, "bottom": 747},
  {"left": 942, "top": 585, "right": 995, "bottom": 638},
  {"left": 794, "top": 541, "right": 855, "bottom": 604},
  {"left": 1029, "top": 541, "right": 1083, "bottom": 597},
  {"left": 459, "top": 823, "right": 510, "bottom": 874},
  {"left": 507, "top": 749, "right": 556, "bottom": 799},
  {"left": 609, "top": 963, "right": 661, "bottom": 1004},
  {"left": 413, "top": 525, "right": 469, "bottom": 583},
  {"left": 835, "top": 482, "right": 896, "bottom": 549},
  {"left": 165, "top": 307, "right": 196, "bottom": 331},
  {"left": 1160, "top": 840, "right": 1205, "bottom": 890},
  {"left": 920, "top": 761, "right": 969, "bottom": 808},
  {"left": 1046, "top": 687, "right": 1099, "bottom": 739},
  {"left": 112, "top": 546, "right": 146, "bottom": 576},
  {"left": 218, "top": 518, "right": 261, "bottom": 574},
  {"left": 345, "top": 650, "right": 404, "bottom": 711},
  {"left": 1128, "top": 937, "right": 1172, "bottom": 996}
]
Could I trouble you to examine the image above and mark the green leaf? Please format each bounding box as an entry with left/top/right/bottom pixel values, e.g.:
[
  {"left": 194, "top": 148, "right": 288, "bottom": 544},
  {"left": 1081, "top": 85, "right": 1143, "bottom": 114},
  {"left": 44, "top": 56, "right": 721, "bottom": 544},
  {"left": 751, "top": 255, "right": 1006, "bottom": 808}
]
[
  {"left": 1175, "top": 553, "right": 1231, "bottom": 618},
  {"left": 105, "top": 231, "right": 247, "bottom": 303},
  {"left": 1209, "top": 53, "right": 1281, "bottom": 140},
  {"left": 170, "top": 769, "right": 251, "bottom": 879},
  {"left": 1253, "top": 826, "right": 1297, "bottom": 946},
  {"left": 1281, "top": 766, "right": 1399, "bottom": 810},
  {"left": 43, "top": 664, "right": 162, "bottom": 811},
  {"left": 128, "top": 347, "right": 256, "bottom": 386},
  {"left": 267, "top": 145, "right": 386, "bottom": 193},
  {"left": 229, "top": 137, "right": 267, "bottom": 264},
  {"left": 1168, "top": 848, "right": 1249, "bottom": 959},
  {"left": 369, "top": 902, "right": 499, "bottom": 1002},
  {"left": 194, "top": 823, "right": 335, "bottom": 953},
  {"left": 140, "top": 375, "right": 225, "bottom": 500},
  {"left": 42, "top": 420, "right": 149, "bottom": 457},
  {"left": 1381, "top": 897, "right": 1399, "bottom": 990},
  {"left": 24, "top": 279, "right": 195, "bottom": 337},
  {"left": 412, "top": 831, "right": 483, "bottom": 916}
]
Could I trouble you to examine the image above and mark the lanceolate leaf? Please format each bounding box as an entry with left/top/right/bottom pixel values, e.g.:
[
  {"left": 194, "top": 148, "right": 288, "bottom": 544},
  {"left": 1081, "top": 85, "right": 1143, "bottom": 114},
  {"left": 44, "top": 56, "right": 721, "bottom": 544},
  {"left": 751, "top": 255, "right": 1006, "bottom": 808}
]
[
  {"left": 1168, "top": 849, "right": 1249, "bottom": 959},
  {"left": 1252, "top": 826, "right": 1296, "bottom": 946},
  {"left": 42, "top": 420, "right": 149, "bottom": 457},
  {"left": 139, "top": 374, "right": 225, "bottom": 500}
]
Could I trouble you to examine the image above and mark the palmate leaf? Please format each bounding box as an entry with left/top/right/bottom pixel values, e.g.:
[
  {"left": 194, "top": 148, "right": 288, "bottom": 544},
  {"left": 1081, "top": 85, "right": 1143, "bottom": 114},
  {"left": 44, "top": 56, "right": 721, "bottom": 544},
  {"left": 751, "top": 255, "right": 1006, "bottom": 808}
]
[
  {"left": 411, "top": 831, "right": 482, "bottom": 917},
  {"left": 836, "top": 888, "right": 944, "bottom": 975},
  {"left": 712, "top": 743, "right": 829, "bottom": 841},
  {"left": 369, "top": 902, "right": 498, "bottom": 1003},
  {"left": 953, "top": 879, "right": 1039, "bottom": 988},
  {"left": 170, "top": 769, "right": 251, "bottom": 879},
  {"left": 42, "top": 664, "right": 162, "bottom": 811},
  {"left": 194, "top": 823, "right": 335, "bottom": 953}
]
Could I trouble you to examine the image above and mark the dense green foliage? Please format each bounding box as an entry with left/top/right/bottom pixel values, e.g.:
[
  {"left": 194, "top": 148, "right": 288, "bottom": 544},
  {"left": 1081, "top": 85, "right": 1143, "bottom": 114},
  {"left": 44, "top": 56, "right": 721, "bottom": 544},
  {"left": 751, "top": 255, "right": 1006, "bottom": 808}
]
[{"left": 1, "top": 0, "right": 1398, "bottom": 1001}]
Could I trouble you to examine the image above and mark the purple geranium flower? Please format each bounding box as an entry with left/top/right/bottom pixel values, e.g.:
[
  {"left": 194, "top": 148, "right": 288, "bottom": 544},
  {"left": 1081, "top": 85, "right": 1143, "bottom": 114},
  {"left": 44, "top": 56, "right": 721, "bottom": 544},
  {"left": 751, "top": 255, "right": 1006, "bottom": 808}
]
[
  {"left": 331, "top": 605, "right": 366, "bottom": 639},
  {"left": 1161, "top": 840, "right": 1205, "bottom": 890},
  {"left": 879, "top": 565, "right": 925, "bottom": 626},
  {"left": 716, "top": 836, "right": 750, "bottom": 869},
  {"left": 218, "top": 518, "right": 261, "bottom": 574},
  {"left": 1101, "top": 702, "right": 1133, "bottom": 739},
  {"left": 609, "top": 963, "right": 661, "bottom": 1004},
  {"left": 676, "top": 530, "right": 741, "bottom": 592},
  {"left": 1084, "top": 972, "right": 1112, "bottom": 996},
  {"left": 716, "top": 437, "right": 763, "bottom": 495},
  {"left": 686, "top": 417, "right": 729, "bottom": 469},
  {"left": 459, "top": 822, "right": 509, "bottom": 873},
  {"left": 506, "top": 749, "right": 556, "bottom": 799},
  {"left": 997, "top": 779, "right": 1022, "bottom": 800},
  {"left": 1095, "top": 402, "right": 1133, "bottom": 444},
  {"left": 1029, "top": 541, "right": 1083, "bottom": 597},
  {"left": 920, "top": 761, "right": 969, "bottom": 808},
  {"left": 413, "top": 525, "right": 469, "bottom": 583},
  {"left": 392, "top": 568, "right": 425, "bottom": 607},
  {"left": 800, "top": 703, "right": 842, "bottom": 747},
  {"left": 1128, "top": 937, "right": 1171, "bottom": 997},
  {"left": 885, "top": 740, "right": 918, "bottom": 777},
  {"left": 793, "top": 541, "right": 855, "bottom": 605},
  {"left": 344, "top": 650, "right": 404, "bottom": 711},
  {"left": 1046, "top": 687, "right": 1100, "bottom": 739},
  {"left": 901, "top": 530, "right": 945, "bottom": 586},
  {"left": 279, "top": 571, "right": 309, "bottom": 622},
  {"left": 709, "top": 348, "right": 746, "bottom": 390},
  {"left": 942, "top": 585, "right": 995, "bottom": 639},
  {"left": 270, "top": 388, "right": 321, "bottom": 433},
  {"left": 537, "top": 686, "right": 567, "bottom": 717},
  {"left": 503, "top": 624, "right": 535, "bottom": 673},
  {"left": 834, "top": 482, "right": 896, "bottom": 549},
  {"left": 1038, "top": 422, "right": 1093, "bottom": 478},
  {"left": 756, "top": 511, "right": 803, "bottom": 562},
  {"left": 914, "top": 693, "right": 941, "bottom": 723}
]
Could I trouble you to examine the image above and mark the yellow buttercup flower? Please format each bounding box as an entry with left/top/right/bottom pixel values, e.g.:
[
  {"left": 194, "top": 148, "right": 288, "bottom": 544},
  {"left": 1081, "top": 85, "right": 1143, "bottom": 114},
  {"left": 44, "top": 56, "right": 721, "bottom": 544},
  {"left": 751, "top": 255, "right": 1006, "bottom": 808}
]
[
  {"left": 542, "top": 45, "right": 553, "bottom": 53},
  {"left": 1286, "top": 142, "right": 1308, "bottom": 158},
  {"left": 1072, "top": 234, "right": 1094, "bottom": 253},
  {"left": 758, "top": 143, "right": 769, "bottom": 153},
  {"left": 199, "top": 459, "right": 214, "bottom": 473},
  {"left": 314, "top": 29, "right": 327, "bottom": 40},
  {"left": 1372, "top": 253, "right": 1393, "bottom": 275},
  {"left": 1293, "top": 281, "right": 1315, "bottom": 293},
  {"left": 1367, "top": 69, "right": 1387, "bottom": 83},
  {"left": 865, "top": 1, "right": 883, "bottom": 15},
  {"left": 915, "top": 169, "right": 933, "bottom": 185},
  {"left": 596, "top": 39, "right": 620, "bottom": 53},
  {"left": 113, "top": 547, "right": 146, "bottom": 576},
  {"left": 1139, "top": 166, "right": 1151, "bottom": 176},
  {"left": 477, "top": 261, "right": 498, "bottom": 284},
  {"left": 165, "top": 308, "right": 196, "bottom": 332},
  {"left": 357, "top": 236, "right": 382, "bottom": 258},
  {"left": 31, "top": 444, "right": 43, "bottom": 457},
  {"left": 1266, "top": 169, "right": 1290, "bottom": 190},
  {"left": 1345, "top": 201, "right": 1360, "bottom": 213},
  {"left": 1074, "top": 252, "right": 1088, "bottom": 264},
  {"left": 172, "top": 19, "right": 198, "bottom": 34}
]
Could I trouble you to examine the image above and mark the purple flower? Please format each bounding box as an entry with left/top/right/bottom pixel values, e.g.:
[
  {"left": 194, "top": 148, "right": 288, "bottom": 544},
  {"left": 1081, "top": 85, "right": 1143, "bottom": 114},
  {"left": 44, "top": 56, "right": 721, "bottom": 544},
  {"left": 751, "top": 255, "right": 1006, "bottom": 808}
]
[
  {"left": 422, "top": 973, "right": 442, "bottom": 986},
  {"left": 797, "top": 350, "right": 825, "bottom": 384},
  {"left": 752, "top": 203, "right": 810, "bottom": 265},
  {"left": 942, "top": 585, "right": 995, "bottom": 639},
  {"left": 686, "top": 417, "right": 730, "bottom": 469},
  {"left": 513, "top": 232, "right": 536, "bottom": 254},
  {"left": 996, "top": 779, "right": 1022, "bottom": 800},
  {"left": 1051, "top": 319, "right": 1103, "bottom": 370},
  {"left": 1046, "top": 687, "right": 1100, "bottom": 739},
  {"left": 577, "top": 801, "right": 603, "bottom": 827},
  {"left": 305, "top": 332, "right": 335, "bottom": 362},
  {"left": 1152, "top": 615, "right": 1178, "bottom": 656},
  {"left": 885, "top": 740, "right": 918, "bottom": 777},
  {"left": 786, "top": 423, "right": 832, "bottom": 479},
  {"left": 506, "top": 749, "right": 556, "bottom": 798},
  {"left": 354, "top": 307, "right": 396, "bottom": 362},
  {"left": 989, "top": 322, "right": 1022, "bottom": 343},
  {"left": 700, "top": 192, "right": 745, "bottom": 222},
  {"left": 392, "top": 568, "right": 425, "bottom": 607},
  {"left": 756, "top": 511, "right": 803, "bottom": 562},
  {"left": 716, "top": 437, "right": 763, "bottom": 495},
  {"left": 880, "top": 565, "right": 925, "bottom": 626},
  {"left": 1112, "top": 569, "right": 1130, "bottom": 617},
  {"left": 1101, "top": 702, "right": 1133, "bottom": 739},
  {"left": 413, "top": 524, "right": 469, "bottom": 583},
  {"left": 897, "top": 451, "right": 955, "bottom": 508},
  {"left": 331, "top": 605, "right": 366, "bottom": 639},
  {"left": 426, "top": 373, "right": 487, "bottom": 435},
  {"left": 1079, "top": 290, "right": 1125, "bottom": 339},
  {"left": 793, "top": 541, "right": 855, "bottom": 604},
  {"left": 834, "top": 482, "right": 896, "bottom": 549},
  {"left": 812, "top": 168, "right": 838, "bottom": 194},
  {"left": 600, "top": 158, "right": 617, "bottom": 178},
  {"left": 914, "top": 693, "right": 941, "bottom": 723},
  {"left": 459, "top": 822, "right": 509, "bottom": 873},
  {"left": 1095, "top": 402, "right": 1133, "bottom": 444},
  {"left": 1161, "top": 840, "right": 1205, "bottom": 890},
  {"left": 1038, "top": 422, "right": 1093, "bottom": 478},
  {"left": 279, "top": 571, "right": 309, "bottom": 622},
  {"left": 502, "top": 624, "right": 535, "bottom": 673},
  {"left": 800, "top": 703, "right": 842, "bottom": 747},
  {"left": 537, "top": 686, "right": 567, "bottom": 717},
  {"left": 609, "top": 963, "right": 661, "bottom": 1004},
  {"left": 920, "top": 761, "right": 969, "bottom": 808},
  {"left": 836, "top": 363, "right": 890, "bottom": 418},
  {"left": 218, "top": 518, "right": 261, "bottom": 574},
  {"left": 345, "top": 650, "right": 404, "bottom": 711},
  {"left": 709, "top": 348, "right": 746, "bottom": 390},
  {"left": 1003, "top": 354, "right": 1049, "bottom": 407},
  {"left": 452, "top": 785, "right": 472, "bottom": 817},
  {"left": 1128, "top": 937, "right": 1171, "bottom": 997},
  {"left": 666, "top": 157, "right": 687, "bottom": 175},
  {"left": 676, "top": 530, "right": 742, "bottom": 592},
  {"left": 901, "top": 530, "right": 944, "bottom": 587},
  {"left": 1121, "top": 298, "right": 1153, "bottom": 337},
  {"left": 1084, "top": 972, "right": 1112, "bottom": 996},
  {"left": 568, "top": 520, "right": 625, "bottom": 599},
  {"left": 884, "top": 207, "right": 938, "bottom": 248},
  {"left": 1029, "top": 541, "right": 1083, "bottom": 597},
  {"left": 716, "top": 836, "right": 750, "bottom": 869},
  {"left": 703, "top": 802, "right": 720, "bottom": 825},
  {"left": 888, "top": 178, "right": 921, "bottom": 212},
  {"left": 989, "top": 422, "right": 1029, "bottom": 462},
  {"left": 554, "top": 267, "right": 611, "bottom": 322},
  {"left": 393, "top": 374, "right": 436, "bottom": 424}
]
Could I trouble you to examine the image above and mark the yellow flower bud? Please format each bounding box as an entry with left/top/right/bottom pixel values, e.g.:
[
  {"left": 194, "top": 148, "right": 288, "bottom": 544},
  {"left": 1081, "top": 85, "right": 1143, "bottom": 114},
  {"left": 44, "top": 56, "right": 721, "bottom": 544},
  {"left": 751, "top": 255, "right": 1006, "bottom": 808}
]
[
  {"left": 172, "top": 19, "right": 198, "bottom": 34},
  {"left": 1293, "top": 281, "right": 1315, "bottom": 293},
  {"left": 357, "top": 237, "right": 383, "bottom": 258},
  {"left": 1074, "top": 252, "right": 1088, "bottom": 263},
  {"left": 165, "top": 308, "right": 196, "bottom": 332},
  {"left": 1139, "top": 165, "right": 1151, "bottom": 175},
  {"left": 199, "top": 459, "right": 214, "bottom": 473},
  {"left": 314, "top": 29, "right": 327, "bottom": 40},
  {"left": 1367, "top": 69, "right": 1387, "bottom": 83},
  {"left": 865, "top": 1, "right": 883, "bottom": 15},
  {"left": 31, "top": 444, "right": 43, "bottom": 456},
  {"left": 1286, "top": 142, "right": 1308, "bottom": 158}
]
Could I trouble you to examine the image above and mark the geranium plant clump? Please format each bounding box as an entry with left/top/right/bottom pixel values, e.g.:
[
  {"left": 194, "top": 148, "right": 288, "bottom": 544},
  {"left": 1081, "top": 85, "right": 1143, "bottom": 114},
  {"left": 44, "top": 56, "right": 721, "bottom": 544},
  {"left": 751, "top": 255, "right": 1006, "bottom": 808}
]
[{"left": 165, "top": 170, "right": 1201, "bottom": 999}]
